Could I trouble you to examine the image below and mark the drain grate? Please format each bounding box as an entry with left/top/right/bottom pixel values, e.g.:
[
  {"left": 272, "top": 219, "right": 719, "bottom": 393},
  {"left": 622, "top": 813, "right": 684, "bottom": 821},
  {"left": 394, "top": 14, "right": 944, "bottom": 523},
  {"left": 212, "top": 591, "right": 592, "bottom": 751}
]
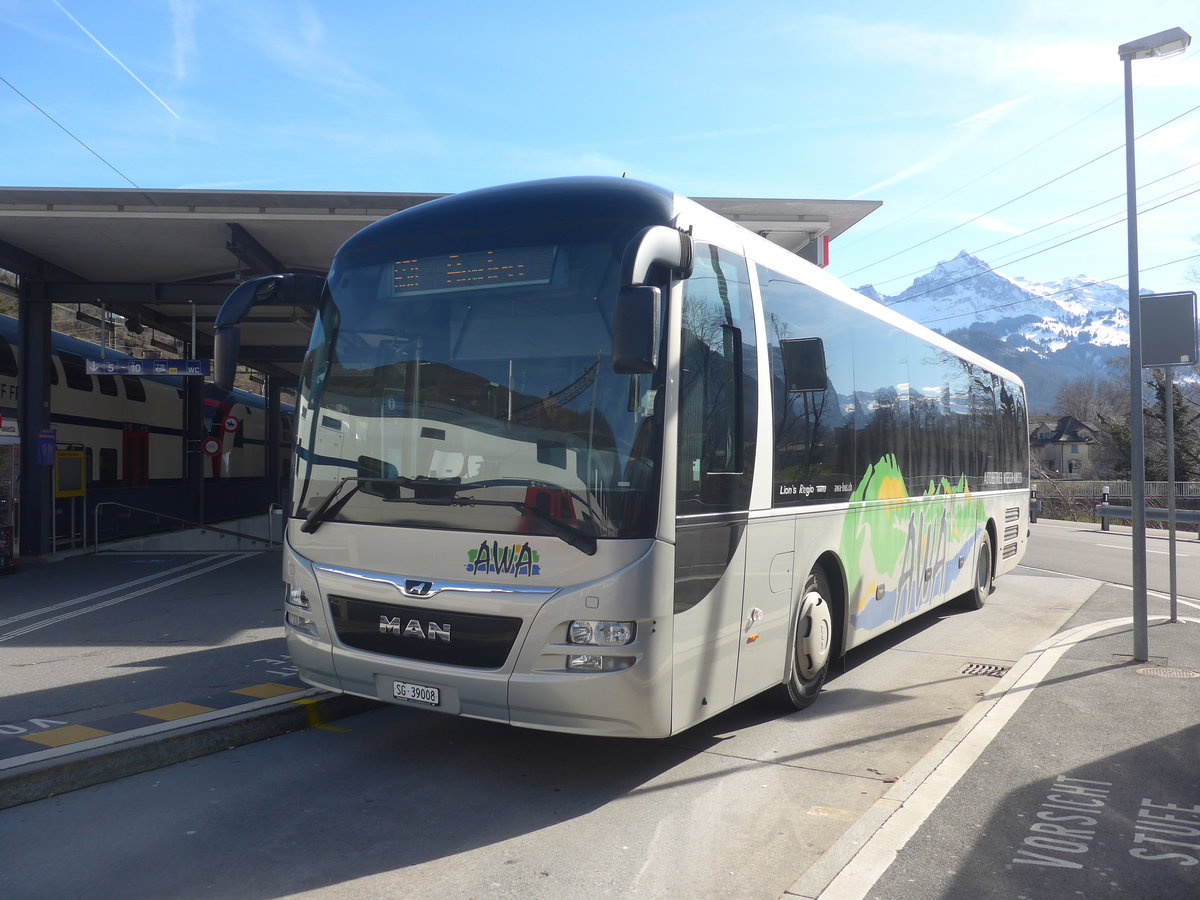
[
  {"left": 962, "top": 662, "right": 1010, "bottom": 678},
  {"left": 1136, "top": 667, "right": 1200, "bottom": 679}
]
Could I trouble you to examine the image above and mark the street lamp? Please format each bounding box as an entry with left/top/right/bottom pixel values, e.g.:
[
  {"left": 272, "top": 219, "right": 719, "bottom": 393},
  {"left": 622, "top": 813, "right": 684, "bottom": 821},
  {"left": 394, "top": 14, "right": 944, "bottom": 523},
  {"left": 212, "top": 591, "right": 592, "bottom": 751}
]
[{"left": 1118, "top": 26, "right": 1191, "bottom": 662}]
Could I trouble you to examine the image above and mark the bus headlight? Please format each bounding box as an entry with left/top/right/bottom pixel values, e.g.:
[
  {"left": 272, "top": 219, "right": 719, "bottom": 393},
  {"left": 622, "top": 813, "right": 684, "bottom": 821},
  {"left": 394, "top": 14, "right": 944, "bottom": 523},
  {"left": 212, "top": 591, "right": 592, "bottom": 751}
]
[
  {"left": 568, "top": 620, "right": 636, "bottom": 646},
  {"left": 284, "top": 584, "right": 316, "bottom": 634},
  {"left": 286, "top": 611, "right": 317, "bottom": 635},
  {"left": 566, "top": 620, "right": 636, "bottom": 672},
  {"left": 286, "top": 584, "right": 311, "bottom": 609},
  {"left": 567, "top": 654, "right": 635, "bottom": 672}
]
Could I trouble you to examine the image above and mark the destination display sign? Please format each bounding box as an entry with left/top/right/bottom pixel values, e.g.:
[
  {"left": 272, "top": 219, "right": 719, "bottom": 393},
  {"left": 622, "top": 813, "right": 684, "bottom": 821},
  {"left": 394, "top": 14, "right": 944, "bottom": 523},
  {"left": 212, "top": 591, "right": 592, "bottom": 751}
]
[
  {"left": 392, "top": 245, "right": 557, "bottom": 296},
  {"left": 86, "top": 358, "right": 212, "bottom": 377}
]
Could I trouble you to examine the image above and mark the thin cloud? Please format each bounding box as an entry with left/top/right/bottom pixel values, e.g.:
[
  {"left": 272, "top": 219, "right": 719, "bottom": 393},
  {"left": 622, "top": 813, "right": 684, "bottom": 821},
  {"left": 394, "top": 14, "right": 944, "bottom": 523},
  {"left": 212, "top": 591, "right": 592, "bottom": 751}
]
[
  {"left": 169, "top": 0, "right": 197, "bottom": 83},
  {"left": 971, "top": 213, "right": 1024, "bottom": 235},
  {"left": 957, "top": 96, "right": 1029, "bottom": 126},
  {"left": 51, "top": 0, "right": 180, "bottom": 119},
  {"left": 849, "top": 96, "right": 1028, "bottom": 198}
]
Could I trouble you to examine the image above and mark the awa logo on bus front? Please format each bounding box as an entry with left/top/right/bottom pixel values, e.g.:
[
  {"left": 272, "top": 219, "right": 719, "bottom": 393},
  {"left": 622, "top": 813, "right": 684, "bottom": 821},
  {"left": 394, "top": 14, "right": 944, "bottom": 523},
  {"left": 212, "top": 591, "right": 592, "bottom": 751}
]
[{"left": 465, "top": 541, "right": 541, "bottom": 577}]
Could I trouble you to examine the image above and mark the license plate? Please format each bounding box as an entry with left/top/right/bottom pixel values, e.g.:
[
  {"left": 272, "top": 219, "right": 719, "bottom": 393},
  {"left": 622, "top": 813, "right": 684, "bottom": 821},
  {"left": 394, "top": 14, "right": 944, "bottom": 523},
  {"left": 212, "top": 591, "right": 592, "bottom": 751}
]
[{"left": 393, "top": 680, "right": 440, "bottom": 706}]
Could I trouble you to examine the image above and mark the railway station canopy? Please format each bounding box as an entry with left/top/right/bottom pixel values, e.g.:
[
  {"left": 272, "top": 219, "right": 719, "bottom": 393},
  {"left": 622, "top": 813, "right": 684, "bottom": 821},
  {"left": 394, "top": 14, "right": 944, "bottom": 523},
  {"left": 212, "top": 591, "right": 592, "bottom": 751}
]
[{"left": 0, "top": 185, "right": 881, "bottom": 388}]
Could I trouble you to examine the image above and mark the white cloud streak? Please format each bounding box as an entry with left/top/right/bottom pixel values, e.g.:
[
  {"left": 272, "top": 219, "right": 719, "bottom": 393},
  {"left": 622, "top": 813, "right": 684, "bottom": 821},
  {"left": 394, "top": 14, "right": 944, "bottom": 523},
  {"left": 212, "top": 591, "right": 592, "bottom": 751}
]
[
  {"left": 52, "top": 0, "right": 181, "bottom": 119},
  {"left": 169, "top": 0, "right": 197, "bottom": 83},
  {"left": 849, "top": 96, "right": 1030, "bottom": 198}
]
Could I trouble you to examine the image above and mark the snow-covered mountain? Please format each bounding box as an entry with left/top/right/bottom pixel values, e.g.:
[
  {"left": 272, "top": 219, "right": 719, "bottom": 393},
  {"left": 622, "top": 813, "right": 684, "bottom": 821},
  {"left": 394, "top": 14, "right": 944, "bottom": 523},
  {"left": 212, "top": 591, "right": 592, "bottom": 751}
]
[{"left": 856, "top": 250, "right": 1134, "bottom": 411}]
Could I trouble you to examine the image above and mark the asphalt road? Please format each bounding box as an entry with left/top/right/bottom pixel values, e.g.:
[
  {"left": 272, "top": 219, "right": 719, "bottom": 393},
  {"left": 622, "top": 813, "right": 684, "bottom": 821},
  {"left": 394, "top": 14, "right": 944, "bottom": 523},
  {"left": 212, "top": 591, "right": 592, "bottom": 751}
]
[{"left": 1023, "top": 518, "right": 1200, "bottom": 600}]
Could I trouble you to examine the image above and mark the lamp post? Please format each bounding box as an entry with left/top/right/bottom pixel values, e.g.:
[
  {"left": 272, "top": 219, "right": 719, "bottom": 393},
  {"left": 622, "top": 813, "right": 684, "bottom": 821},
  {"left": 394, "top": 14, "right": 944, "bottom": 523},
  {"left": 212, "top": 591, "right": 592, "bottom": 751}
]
[{"left": 1118, "top": 27, "right": 1191, "bottom": 662}]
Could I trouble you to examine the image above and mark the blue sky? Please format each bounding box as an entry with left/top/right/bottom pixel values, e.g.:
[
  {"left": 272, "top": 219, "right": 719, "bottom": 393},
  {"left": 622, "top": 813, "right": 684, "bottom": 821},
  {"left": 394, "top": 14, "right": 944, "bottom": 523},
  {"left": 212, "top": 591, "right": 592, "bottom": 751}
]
[{"left": 2, "top": 0, "right": 1198, "bottom": 300}]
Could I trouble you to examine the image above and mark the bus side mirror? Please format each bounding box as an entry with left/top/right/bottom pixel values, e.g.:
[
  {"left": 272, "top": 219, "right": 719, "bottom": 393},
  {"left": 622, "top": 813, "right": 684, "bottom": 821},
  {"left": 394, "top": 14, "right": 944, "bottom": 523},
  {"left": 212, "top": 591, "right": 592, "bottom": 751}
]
[
  {"left": 613, "top": 285, "right": 661, "bottom": 374},
  {"left": 611, "top": 225, "right": 692, "bottom": 374},
  {"left": 781, "top": 337, "right": 827, "bottom": 393},
  {"left": 212, "top": 273, "right": 325, "bottom": 391},
  {"left": 214, "top": 327, "right": 241, "bottom": 392}
]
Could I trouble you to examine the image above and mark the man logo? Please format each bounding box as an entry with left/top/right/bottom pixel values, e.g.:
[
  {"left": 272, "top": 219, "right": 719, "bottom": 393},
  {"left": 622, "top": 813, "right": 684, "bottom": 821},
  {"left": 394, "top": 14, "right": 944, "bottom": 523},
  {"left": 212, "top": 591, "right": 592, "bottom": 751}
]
[
  {"left": 380, "top": 616, "right": 451, "bottom": 642},
  {"left": 404, "top": 580, "right": 434, "bottom": 597}
]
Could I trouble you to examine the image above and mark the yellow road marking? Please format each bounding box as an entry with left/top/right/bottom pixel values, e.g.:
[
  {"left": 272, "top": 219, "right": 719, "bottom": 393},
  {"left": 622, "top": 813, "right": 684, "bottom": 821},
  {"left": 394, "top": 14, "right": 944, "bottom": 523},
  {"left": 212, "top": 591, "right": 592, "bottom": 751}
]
[
  {"left": 137, "top": 702, "right": 216, "bottom": 721},
  {"left": 293, "top": 697, "right": 351, "bottom": 733},
  {"left": 21, "top": 725, "right": 112, "bottom": 747},
  {"left": 232, "top": 683, "right": 304, "bottom": 699}
]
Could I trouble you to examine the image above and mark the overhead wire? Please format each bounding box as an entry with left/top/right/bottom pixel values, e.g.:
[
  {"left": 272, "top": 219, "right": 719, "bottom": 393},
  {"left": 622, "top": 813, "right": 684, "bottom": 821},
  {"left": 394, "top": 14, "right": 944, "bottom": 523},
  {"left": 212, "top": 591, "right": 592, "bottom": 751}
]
[
  {"left": 832, "top": 96, "right": 1125, "bottom": 256},
  {"left": 864, "top": 160, "right": 1200, "bottom": 292},
  {"left": 882, "top": 182, "right": 1200, "bottom": 314},
  {"left": 0, "top": 72, "right": 157, "bottom": 205},
  {"left": 841, "top": 98, "right": 1200, "bottom": 281},
  {"left": 838, "top": 47, "right": 1200, "bottom": 280}
]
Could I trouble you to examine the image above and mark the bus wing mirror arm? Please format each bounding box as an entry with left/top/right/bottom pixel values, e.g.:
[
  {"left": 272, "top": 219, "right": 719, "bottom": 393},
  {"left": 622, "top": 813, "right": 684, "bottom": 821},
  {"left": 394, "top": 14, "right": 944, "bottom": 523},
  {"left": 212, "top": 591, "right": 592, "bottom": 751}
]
[
  {"left": 213, "top": 273, "right": 325, "bottom": 391},
  {"left": 612, "top": 226, "right": 693, "bottom": 374}
]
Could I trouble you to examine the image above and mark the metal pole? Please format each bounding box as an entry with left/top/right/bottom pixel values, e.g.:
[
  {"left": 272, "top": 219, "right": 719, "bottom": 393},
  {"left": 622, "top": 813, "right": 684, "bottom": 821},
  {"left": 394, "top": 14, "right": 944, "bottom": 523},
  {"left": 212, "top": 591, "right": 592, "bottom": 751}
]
[
  {"left": 1124, "top": 56, "right": 1149, "bottom": 661},
  {"left": 1166, "top": 367, "right": 1177, "bottom": 622}
]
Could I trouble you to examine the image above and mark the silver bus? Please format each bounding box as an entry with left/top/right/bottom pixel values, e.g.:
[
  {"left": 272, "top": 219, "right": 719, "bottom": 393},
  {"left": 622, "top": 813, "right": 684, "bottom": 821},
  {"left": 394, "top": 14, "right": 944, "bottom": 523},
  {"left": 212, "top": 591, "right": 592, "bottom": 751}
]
[{"left": 215, "top": 177, "right": 1029, "bottom": 738}]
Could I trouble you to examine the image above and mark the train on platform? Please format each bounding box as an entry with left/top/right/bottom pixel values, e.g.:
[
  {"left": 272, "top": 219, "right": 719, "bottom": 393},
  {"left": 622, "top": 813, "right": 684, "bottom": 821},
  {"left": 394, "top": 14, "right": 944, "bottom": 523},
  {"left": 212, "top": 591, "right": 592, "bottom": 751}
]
[{"left": 0, "top": 312, "right": 291, "bottom": 490}]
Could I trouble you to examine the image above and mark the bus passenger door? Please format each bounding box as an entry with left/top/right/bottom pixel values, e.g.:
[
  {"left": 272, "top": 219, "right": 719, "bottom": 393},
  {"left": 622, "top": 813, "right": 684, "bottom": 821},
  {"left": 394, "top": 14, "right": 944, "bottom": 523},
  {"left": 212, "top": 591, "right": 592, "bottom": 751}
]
[{"left": 671, "top": 243, "right": 757, "bottom": 731}]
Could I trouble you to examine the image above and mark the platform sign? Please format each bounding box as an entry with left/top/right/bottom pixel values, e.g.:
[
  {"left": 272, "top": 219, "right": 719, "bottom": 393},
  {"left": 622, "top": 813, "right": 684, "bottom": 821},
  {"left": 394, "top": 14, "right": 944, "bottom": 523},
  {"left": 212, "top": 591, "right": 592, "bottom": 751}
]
[
  {"left": 86, "top": 359, "right": 212, "bottom": 376},
  {"left": 1140, "top": 291, "right": 1198, "bottom": 368},
  {"left": 35, "top": 429, "right": 56, "bottom": 466},
  {"left": 55, "top": 450, "right": 86, "bottom": 498}
]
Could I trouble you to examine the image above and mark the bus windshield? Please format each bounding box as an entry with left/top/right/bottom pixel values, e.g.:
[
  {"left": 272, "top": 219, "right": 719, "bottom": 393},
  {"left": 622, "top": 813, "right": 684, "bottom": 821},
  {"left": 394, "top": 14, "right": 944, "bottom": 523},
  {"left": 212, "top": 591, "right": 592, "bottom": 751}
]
[{"left": 292, "top": 227, "right": 665, "bottom": 542}]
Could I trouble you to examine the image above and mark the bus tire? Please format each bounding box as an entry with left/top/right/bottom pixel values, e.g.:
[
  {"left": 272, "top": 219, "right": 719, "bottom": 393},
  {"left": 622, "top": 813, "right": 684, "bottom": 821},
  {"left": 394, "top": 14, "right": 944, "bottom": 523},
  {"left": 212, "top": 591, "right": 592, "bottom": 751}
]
[
  {"left": 961, "top": 530, "right": 993, "bottom": 610},
  {"left": 772, "top": 567, "right": 835, "bottom": 710}
]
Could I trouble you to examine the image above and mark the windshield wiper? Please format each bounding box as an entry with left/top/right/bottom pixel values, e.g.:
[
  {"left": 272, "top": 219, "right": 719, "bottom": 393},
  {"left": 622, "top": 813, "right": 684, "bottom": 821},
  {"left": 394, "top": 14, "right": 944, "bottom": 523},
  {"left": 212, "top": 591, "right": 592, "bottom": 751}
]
[{"left": 301, "top": 477, "right": 362, "bottom": 533}]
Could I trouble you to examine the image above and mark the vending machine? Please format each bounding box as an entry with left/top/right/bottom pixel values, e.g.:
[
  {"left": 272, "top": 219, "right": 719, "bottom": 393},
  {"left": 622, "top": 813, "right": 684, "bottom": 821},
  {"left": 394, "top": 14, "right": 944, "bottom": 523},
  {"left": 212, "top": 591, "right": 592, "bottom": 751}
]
[{"left": 0, "top": 437, "right": 17, "bottom": 571}]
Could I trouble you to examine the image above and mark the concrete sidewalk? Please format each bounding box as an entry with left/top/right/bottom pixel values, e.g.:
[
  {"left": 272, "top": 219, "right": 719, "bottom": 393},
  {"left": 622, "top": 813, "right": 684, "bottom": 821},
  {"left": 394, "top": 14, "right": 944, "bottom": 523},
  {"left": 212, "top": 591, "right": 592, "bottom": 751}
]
[
  {"left": 786, "top": 582, "right": 1200, "bottom": 899},
  {"left": 0, "top": 544, "right": 377, "bottom": 809}
]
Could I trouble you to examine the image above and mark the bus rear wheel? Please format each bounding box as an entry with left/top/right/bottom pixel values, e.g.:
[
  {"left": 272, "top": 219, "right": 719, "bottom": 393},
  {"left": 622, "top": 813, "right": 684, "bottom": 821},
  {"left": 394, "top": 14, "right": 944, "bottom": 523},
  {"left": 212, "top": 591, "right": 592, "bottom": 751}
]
[
  {"left": 961, "top": 531, "right": 993, "bottom": 610},
  {"left": 772, "top": 568, "right": 834, "bottom": 711}
]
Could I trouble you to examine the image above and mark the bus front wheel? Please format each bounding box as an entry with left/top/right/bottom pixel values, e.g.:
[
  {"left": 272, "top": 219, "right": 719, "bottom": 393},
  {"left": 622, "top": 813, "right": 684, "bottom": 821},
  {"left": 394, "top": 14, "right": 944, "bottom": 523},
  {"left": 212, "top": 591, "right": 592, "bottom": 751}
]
[{"left": 773, "top": 568, "right": 834, "bottom": 710}]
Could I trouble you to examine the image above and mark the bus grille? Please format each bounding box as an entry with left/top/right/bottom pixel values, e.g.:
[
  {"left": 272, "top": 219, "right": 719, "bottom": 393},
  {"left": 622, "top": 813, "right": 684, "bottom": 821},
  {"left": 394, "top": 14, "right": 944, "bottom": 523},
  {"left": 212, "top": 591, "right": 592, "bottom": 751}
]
[{"left": 328, "top": 595, "right": 521, "bottom": 669}]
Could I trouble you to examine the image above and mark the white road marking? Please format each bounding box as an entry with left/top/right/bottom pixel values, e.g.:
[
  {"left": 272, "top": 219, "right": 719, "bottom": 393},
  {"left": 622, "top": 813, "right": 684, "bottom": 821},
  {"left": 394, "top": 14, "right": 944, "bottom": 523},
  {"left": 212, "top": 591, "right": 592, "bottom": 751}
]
[
  {"left": 0, "top": 554, "right": 255, "bottom": 643},
  {"left": 790, "top": 612, "right": 1200, "bottom": 900},
  {"left": 0, "top": 555, "right": 220, "bottom": 628},
  {"left": 1095, "top": 542, "right": 1194, "bottom": 557}
]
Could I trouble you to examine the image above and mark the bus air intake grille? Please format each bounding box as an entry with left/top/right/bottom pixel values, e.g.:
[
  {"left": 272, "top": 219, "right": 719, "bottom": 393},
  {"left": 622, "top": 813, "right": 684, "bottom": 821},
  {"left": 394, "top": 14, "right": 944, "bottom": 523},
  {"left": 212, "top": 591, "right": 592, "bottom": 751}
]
[
  {"left": 328, "top": 595, "right": 521, "bottom": 669},
  {"left": 1005, "top": 507, "right": 1020, "bottom": 523},
  {"left": 961, "top": 662, "right": 1010, "bottom": 678}
]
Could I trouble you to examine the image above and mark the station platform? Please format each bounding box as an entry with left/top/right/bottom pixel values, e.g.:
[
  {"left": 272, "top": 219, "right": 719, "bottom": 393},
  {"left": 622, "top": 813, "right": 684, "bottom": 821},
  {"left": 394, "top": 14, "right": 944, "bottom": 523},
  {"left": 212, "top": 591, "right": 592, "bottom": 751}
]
[{"left": 0, "top": 531, "right": 374, "bottom": 809}]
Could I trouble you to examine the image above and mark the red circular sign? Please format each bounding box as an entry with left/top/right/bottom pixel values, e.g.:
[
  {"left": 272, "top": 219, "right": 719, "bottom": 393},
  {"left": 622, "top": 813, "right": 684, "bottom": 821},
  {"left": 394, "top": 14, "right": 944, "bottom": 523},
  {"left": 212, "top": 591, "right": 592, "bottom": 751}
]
[
  {"left": 223, "top": 415, "right": 240, "bottom": 433},
  {"left": 203, "top": 438, "right": 221, "bottom": 456}
]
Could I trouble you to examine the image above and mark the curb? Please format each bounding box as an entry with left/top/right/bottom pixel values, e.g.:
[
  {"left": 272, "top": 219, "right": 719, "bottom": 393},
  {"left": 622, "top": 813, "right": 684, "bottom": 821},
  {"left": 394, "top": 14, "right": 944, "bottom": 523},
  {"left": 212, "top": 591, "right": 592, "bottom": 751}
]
[{"left": 0, "top": 690, "right": 381, "bottom": 811}]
